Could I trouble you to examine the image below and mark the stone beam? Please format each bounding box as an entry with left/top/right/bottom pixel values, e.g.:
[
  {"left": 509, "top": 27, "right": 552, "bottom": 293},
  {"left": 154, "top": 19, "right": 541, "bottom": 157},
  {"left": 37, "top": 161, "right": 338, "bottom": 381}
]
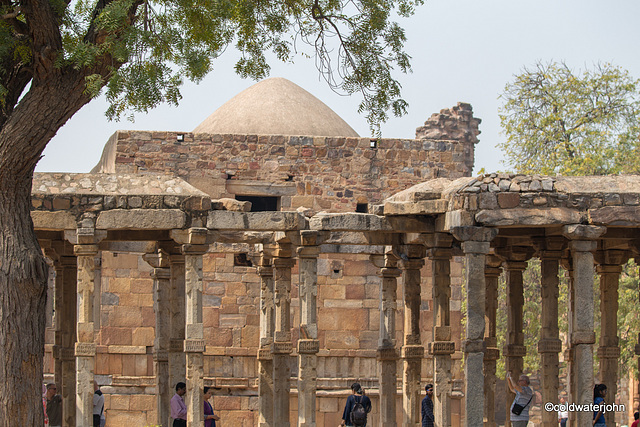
[
  {"left": 96, "top": 209, "right": 186, "bottom": 229},
  {"left": 207, "top": 211, "right": 307, "bottom": 231},
  {"left": 31, "top": 211, "right": 76, "bottom": 230},
  {"left": 476, "top": 207, "right": 583, "bottom": 227},
  {"left": 383, "top": 199, "right": 448, "bottom": 215}
]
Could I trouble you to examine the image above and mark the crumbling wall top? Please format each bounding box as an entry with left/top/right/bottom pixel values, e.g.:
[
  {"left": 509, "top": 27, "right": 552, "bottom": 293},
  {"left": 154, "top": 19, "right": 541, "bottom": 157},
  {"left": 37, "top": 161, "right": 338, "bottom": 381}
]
[{"left": 415, "top": 102, "right": 481, "bottom": 144}]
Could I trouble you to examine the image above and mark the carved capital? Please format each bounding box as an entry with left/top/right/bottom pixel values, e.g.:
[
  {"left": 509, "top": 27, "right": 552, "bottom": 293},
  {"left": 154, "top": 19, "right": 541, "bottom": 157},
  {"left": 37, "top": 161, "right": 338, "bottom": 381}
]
[
  {"left": 170, "top": 339, "right": 184, "bottom": 352},
  {"left": 484, "top": 347, "right": 500, "bottom": 361},
  {"left": 296, "top": 246, "right": 320, "bottom": 259},
  {"left": 257, "top": 348, "right": 273, "bottom": 360},
  {"left": 272, "top": 342, "right": 292, "bottom": 354},
  {"left": 401, "top": 345, "right": 425, "bottom": 359},
  {"left": 462, "top": 339, "right": 485, "bottom": 353},
  {"left": 153, "top": 350, "right": 169, "bottom": 362},
  {"left": 538, "top": 339, "right": 563, "bottom": 354},
  {"left": 73, "top": 244, "right": 99, "bottom": 257},
  {"left": 297, "top": 339, "right": 320, "bottom": 354},
  {"left": 61, "top": 347, "right": 75, "bottom": 361},
  {"left": 184, "top": 339, "right": 205, "bottom": 353},
  {"left": 75, "top": 342, "right": 96, "bottom": 357},
  {"left": 503, "top": 344, "right": 527, "bottom": 357},
  {"left": 379, "top": 267, "right": 401, "bottom": 278},
  {"left": 597, "top": 346, "right": 620, "bottom": 359},
  {"left": 428, "top": 341, "right": 455, "bottom": 355},
  {"left": 376, "top": 347, "right": 398, "bottom": 361},
  {"left": 571, "top": 331, "right": 596, "bottom": 345},
  {"left": 563, "top": 224, "right": 606, "bottom": 241}
]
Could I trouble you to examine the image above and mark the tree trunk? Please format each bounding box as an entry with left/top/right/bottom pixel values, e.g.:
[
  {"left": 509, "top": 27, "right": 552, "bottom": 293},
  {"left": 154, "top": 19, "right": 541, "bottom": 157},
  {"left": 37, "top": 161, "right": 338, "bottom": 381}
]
[{"left": 0, "top": 70, "right": 91, "bottom": 424}]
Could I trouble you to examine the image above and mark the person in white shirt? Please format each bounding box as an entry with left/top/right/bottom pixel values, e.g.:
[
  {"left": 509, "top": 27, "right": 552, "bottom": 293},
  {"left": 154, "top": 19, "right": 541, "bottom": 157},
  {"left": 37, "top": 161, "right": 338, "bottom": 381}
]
[
  {"left": 558, "top": 396, "right": 569, "bottom": 426},
  {"left": 93, "top": 382, "right": 105, "bottom": 427}
]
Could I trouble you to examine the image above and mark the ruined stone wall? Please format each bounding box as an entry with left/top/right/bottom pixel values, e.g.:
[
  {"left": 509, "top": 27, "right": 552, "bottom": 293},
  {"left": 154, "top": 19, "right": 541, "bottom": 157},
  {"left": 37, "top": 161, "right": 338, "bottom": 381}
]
[{"left": 98, "top": 132, "right": 474, "bottom": 212}]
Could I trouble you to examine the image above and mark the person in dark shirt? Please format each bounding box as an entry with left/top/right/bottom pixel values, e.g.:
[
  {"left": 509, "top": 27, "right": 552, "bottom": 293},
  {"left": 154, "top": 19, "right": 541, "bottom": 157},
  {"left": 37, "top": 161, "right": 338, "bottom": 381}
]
[
  {"left": 340, "top": 382, "right": 371, "bottom": 426},
  {"left": 45, "top": 383, "right": 63, "bottom": 427},
  {"left": 421, "top": 383, "right": 435, "bottom": 427}
]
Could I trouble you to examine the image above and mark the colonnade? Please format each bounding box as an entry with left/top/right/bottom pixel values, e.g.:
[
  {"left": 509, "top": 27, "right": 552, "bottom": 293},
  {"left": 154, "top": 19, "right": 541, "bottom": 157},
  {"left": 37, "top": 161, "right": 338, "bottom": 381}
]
[{"left": 42, "top": 221, "right": 638, "bottom": 427}]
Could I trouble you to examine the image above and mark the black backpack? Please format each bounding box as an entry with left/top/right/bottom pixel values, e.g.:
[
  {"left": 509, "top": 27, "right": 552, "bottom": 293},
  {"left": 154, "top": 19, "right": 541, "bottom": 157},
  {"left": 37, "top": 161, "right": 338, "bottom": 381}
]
[{"left": 350, "top": 395, "right": 367, "bottom": 426}]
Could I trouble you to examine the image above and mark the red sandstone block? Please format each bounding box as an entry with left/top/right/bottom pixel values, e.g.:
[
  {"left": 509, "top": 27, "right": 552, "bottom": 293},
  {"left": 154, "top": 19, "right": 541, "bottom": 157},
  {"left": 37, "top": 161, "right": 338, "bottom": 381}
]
[
  {"left": 122, "top": 355, "right": 136, "bottom": 376},
  {"left": 101, "top": 327, "right": 133, "bottom": 346},
  {"left": 215, "top": 396, "right": 242, "bottom": 410}
]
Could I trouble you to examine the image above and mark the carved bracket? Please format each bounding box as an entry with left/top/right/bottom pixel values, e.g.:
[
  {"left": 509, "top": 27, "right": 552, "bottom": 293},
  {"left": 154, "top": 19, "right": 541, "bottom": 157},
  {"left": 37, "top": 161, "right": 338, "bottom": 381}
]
[
  {"left": 170, "top": 339, "right": 184, "bottom": 352},
  {"left": 75, "top": 342, "right": 96, "bottom": 357},
  {"left": 184, "top": 339, "right": 205, "bottom": 353},
  {"left": 272, "top": 342, "right": 293, "bottom": 354},
  {"left": 401, "top": 345, "right": 425, "bottom": 358},
  {"left": 376, "top": 347, "right": 398, "bottom": 361},
  {"left": 571, "top": 331, "right": 596, "bottom": 345},
  {"left": 297, "top": 339, "right": 320, "bottom": 354},
  {"left": 428, "top": 341, "right": 455, "bottom": 355},
  {"left": 597, "top": 346, "right": 621, "bottom": 359},
  {"left": 503, "top": 344, "right": 526, "bottom": 357},
  {"left": 484, "top": 347, "right": 500, "bottom": 361},
  {"left": 153, "top": 350, "right": 169, "bottom": 362},
  {"left": 257, "top": 348, "right": 273, "bottom": 360},
  {"left": 538, "top": 339, "right": 563, "bottom": 354}
]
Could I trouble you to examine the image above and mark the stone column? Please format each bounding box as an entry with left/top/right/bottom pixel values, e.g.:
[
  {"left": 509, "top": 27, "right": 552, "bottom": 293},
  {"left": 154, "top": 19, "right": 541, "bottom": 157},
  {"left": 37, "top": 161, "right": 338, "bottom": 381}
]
[
  {"left": 596, "top": 250, "right": 628, "bottom": 427},
  {"left": 273, "top": 246, "right": 295, "bottom": 427},
  {"left": 560, "top": 258, "right": 577, "bottom": 426},
  {"left": 451, "top": 226, "right": 497, "bottom": 427},
  {"left": 168, "top": 253, "right": 186, "bottom": 395},
  {"left": 427, "top": 236, "right": 455, "bottom": 427},
  {"left": 74, "top": 243, "right": 99, "bottom": 427},
  {"left": 61, "top": 254, "right": 77, "bottom": 427},
  {"left": 297, "top": 232, "right": 320, "bottom": 427},
  {"left": 257, "top": 254, "right": 275, "bottom": 427},
  {"left": 538, "top": 240, "right": 564, "bottom": 427},
  {"left": 399, "top": 245, "right": 426, "bottom": 427},
  {"left": 373, "top": 251, "right": 400, "bottom": 427},
  {"left": 502, "top": 255, "right": 528, "bottom": 425},
  {"left": 483, "top": 255, "right": 502, "bottom": 427},
  {"left": 44, "top": 246, "right": 65, "bottom": 391},
  {"left": 144, "top": 250, "right": 171, "bottom": 427},
  {"left": 563, "top": 224, "right": 605, "bottom": 427},
  {"left": 181, "top": 228, "right": 208, "bottom": 427}
]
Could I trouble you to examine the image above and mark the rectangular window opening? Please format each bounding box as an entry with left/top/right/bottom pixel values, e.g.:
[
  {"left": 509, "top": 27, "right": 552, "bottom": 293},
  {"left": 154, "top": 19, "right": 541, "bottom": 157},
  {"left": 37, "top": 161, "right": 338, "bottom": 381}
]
[
  {"left": 356, "top": 203, "right": 368, "bottom": 213},
  {"left": 235, "top": 195, "right": 280, "bottom": 212}
]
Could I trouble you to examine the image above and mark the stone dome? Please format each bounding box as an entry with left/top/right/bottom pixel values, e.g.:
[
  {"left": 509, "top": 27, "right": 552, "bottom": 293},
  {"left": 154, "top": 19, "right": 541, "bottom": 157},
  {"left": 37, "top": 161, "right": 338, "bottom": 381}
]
[{"left": 193, "top": 77, "right": 360, "bottom": 137}]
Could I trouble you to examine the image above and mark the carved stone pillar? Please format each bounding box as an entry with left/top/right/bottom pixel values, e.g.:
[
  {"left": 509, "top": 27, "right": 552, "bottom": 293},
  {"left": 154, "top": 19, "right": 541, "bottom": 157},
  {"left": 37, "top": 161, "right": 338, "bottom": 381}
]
[
  {"left": 484, "top": 255, "right": 502, "bottom": 427},
  {"left": 273, "top": 247, "right": 295, "bottom": 427},
  {"left": 44, "top": 246, "right": 65, "bottom": 393},
  {"left": 297, "top": 232, "right": 320, "bottom": 427},
  {"left": 74, "top": 243, "right": 99, "bottom": 427},
  {"left": 60, "top": 254, "right": 77, "bottom": 427},
  {"left": 399, "top": 244, "right": 426, "bottom": 426},
  {"left": 428, "top": 237, "right": 454, "bottom": 427},
  {"left": 257, "top": 255, "right": 275, "bottom": 427},
  {"left": 373, "top": 251, "right": 400, "bottom": 427},
  {"left": 596, "top": 250, "right": 628, "bottom": 427},
  {"left": 559, "top": 256, "right": 576, "bottom": 425},
  {"left": 538, "top": 240, "right": 564, "bottom": 427},
  {"left": 144, "top": 249, "right": 171, "bottom": 427},
  {"left": 502, "top": 254, "right": 528, "bottom": 425},
  {"left": 451, "top": 226, "right": 497, "bottom": 427},
  {"left": 563, "top": 225, "right": 605, "bottom": 427},
  {"left": 181, "top": 228, "right": 208, "bottom": 427},
  {"left": 168, "top": 253, "right": 186, "bottom": 397}
]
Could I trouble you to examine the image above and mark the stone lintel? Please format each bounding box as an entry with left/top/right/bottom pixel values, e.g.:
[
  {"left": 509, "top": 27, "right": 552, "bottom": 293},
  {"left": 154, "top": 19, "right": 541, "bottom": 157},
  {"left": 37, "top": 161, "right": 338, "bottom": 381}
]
[
  {"left": 272, "top": 342, "right": 293, "bottom": 354},
  {"left": 383, "top": 199, "right": 448, "bottom": 215},
  {"left": 563, "top": 224, "right": 606, "bottom": 241},
  {"left": 502, "top": 344, "right": 526, "bottom": 357},
  {"left": 427, "top": 247, "right": 453, "bottom": 259},
  {"left": 299, "top": 230, "right": 320, "bottom": 246},
  {"left": 376, "top": 347, "right": 398, "bottom": 361},
  {"left": 442, "top": 210, "right": 475, "bottom": 230},
  {"left": 379, "top": 267, "right": 401, "bottom": 278},
  {"left": 589, "top": 206, "right": 640, "bottom": 226},
  {"left": 31, "top": 211, "right": 76, "bottom": 230},
  {"left": 537, "top": 339, "right": 563, "bottom": 353},
  {"left": 401, "top": 345, "right": 425, "bottom": 358},
  {"left": 597, "top": 346, "right": 620, "bottom": 359},
  {"left": 151, "top": 267, "right": 171, "bottom": 280},
  {"left": 142, "top": 250, "right": 170, "bottom": 269},
  {"left": 596, "top": 264, "right": 623, "bottom": 275},
  {"left": 476, "top": 208, "right": 582, "bottom": 227},
  {"left": 273, "top": 257, "right": 295, "bottom": 268},
  {"left": 571, "top": 331, "right": 596, "bottom": 345},
  {"left": 184, "top": 339, "right": 205, "bottom": 353},
  {"left": 462, "top": 340, "right": 485, "bottom": 354},
  {"left": 96, "top": 209, "right": 186, "bottom": 230},
  {"left": 484, "top": 348, "right": 500, "bottom": 361},
  {"left": 257, "top": 348, "right": 273, "bottom": 360},
  {"left": 75, "top": 342, "right": 97, "bottom": 357},
  {"left": 428, "top": 341, "right": 455, "bottom": 355},
  {"left": 225, "top": 180, "right": 297, "bottom": 197},
  {"left": 208, "top": 210, "right": 307, "bottom": 231},
  {"left": 297, "top": 339, "right": 320, "bottom": 354}
]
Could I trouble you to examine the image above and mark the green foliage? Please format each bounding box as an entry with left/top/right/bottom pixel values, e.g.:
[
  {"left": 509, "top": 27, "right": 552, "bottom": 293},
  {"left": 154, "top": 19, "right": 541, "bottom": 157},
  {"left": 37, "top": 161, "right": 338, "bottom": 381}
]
[
  {"left": 498, "top": 61, "right": 640, "bottom": 175},
  {"left": 618, "top": 260, "right": 640, "bottom": 376},
  {"left": 3, "top": 0, "right": 423, "bottom": 132}
]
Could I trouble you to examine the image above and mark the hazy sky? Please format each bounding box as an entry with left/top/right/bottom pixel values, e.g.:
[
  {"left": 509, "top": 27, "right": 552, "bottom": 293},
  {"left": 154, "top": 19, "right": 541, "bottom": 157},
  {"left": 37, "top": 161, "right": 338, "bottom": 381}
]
[{"left": 36, "top": 0, "right": 640, "bottom": 174}]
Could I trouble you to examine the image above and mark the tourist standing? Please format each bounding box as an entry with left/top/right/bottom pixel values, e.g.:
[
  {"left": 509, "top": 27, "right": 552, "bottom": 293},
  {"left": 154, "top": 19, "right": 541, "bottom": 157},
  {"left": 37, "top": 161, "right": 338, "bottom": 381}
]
[
  {"left": 506, "top": 371, "right": 533, "bottom": 427},
  {"left": 593, "top": 384, "right": 607, "bottom": 427},
  {"left": 340, "top": 382, "right": 371, "bottom": 426},
  {"left": 93, "top": 382, "right": 104, "bottom": 427},
  {"left": 204, "top": 386, "right": 220, "bottom": 427},
  {"left": 558, "top": 396, "right": 568, "bottom": 427},
  {"left": 421, "top": 383, "right": 435, "bottom": 427},
  {"left": 171, "top": 382, "right": 187, "bottom": 427}
]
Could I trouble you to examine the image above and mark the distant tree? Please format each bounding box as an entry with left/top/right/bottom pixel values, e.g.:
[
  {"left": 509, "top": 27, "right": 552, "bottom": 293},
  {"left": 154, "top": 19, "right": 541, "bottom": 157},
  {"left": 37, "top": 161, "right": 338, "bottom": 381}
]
[
  {"left": 499, "top": 61, "right": 640, "bottom": 175},
  {"left": 0, "top": 0, "right": 422, "bottom": 423}
]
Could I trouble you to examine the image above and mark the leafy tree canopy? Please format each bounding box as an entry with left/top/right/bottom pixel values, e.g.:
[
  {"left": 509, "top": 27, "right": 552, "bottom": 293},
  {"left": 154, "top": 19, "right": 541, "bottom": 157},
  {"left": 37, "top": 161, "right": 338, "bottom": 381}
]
[
  {"left": 498, "top": 61, "right": 640, "bottom": 175},
  {"left": 1, "top": 0, "right": 423, "bottom": 134}
]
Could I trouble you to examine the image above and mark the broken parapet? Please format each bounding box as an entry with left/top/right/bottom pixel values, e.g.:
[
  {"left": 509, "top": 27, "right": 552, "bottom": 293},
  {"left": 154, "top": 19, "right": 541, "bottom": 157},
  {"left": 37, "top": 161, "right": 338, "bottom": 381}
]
[{"left": 415, "top": 102, "right": 481, "bottom": 144}]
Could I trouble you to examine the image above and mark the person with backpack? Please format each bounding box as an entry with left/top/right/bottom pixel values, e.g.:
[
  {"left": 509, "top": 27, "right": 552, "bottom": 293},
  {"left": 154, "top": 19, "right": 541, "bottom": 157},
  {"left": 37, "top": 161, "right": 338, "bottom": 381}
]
[{"left": 340, "top": 382, "right": 371, "bottom": 427}]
